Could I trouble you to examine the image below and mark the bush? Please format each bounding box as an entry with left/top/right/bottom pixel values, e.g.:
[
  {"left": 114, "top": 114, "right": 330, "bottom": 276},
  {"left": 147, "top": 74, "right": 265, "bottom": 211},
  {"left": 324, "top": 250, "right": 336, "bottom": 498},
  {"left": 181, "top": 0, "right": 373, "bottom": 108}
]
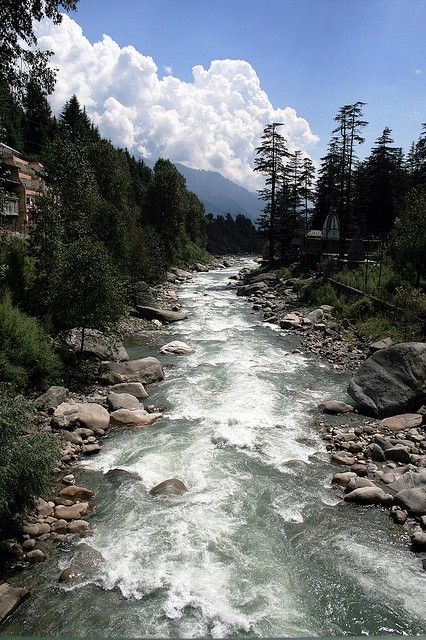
[
  {"left": 0, "top": 294, "right": 61, "bottom": 388},
  {"left": 348, "top": 296, "right": 374, "bottom": 320},
  {"left": 171, "top": 238, "right": 212, "bottom": 267},
  {"left": 0, "top": 392, "right": 60, "bottom": 530}
]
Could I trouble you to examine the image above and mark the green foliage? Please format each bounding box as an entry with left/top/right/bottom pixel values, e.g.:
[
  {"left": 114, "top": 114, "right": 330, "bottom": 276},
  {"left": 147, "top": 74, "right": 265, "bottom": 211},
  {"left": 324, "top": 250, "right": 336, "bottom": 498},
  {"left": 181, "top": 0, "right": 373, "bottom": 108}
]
[
  {"left": 206, "top": 213, "right": 261, "bottom": 255},
  {"left": 1, "top": 237, "right": 35, "bottom": 306},
  {"left": 49, "top": 237, "right": 124, "bottom": 333},
  {"left": 348, "top": 296, "right": 374, "bottom": 320},
  {"left": 0, "top": 392, "right": 60, "bottom": 528},
  {"left": 128, "top": 225, "right": 168, "bottom": 284},
  {"left": 171, "top": 238, "right": 212, "bottom": 267},
  {"left": 356, "top": 315, "right": 405, "bottom": 342},
  {"left": 333, "top": 263, "right": 404, "bottom": 299},
  {"left": 389, "top": 187, "right": 426, "bottom": 287},
  {"left": 0, "top": 294, "right": 61, "bottom": 388}
]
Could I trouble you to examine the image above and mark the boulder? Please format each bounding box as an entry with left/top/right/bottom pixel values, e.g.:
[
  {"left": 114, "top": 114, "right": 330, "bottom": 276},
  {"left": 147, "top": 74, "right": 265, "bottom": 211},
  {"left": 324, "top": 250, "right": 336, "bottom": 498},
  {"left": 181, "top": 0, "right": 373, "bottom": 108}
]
[
  {"left": 81, "top": 443, "right": 101, "bottom": 455},
  {"left": 22, "top": 523, "right": 50, "bottom": 537},
  {"left": 381, "top": 414, "right": 423, "bottom": 432},
  {"left": 306, "top": 308, "right": 324, "bottom": 323},
  {"left": 344, "top": 486, "right": 392, "bottom": 505},
  {"left": 51, "top": 519, "right": 68, "bottom": 533},
  {"left": 135, "top": 306, "right": 187, "bottom": 323},
  {"left": 109, "top": 382, "right": 148, "bottom": 399},
  {"left": 104, "top": 468, "right": 142, "bottom": 484},
  {"left": 331, "top": 451, "right": 356, "bottom": 466},
  {"left": 25, "top": 549, "right": 46, "bottom": 563},
  {"left": 345, "top": 477, "right": 375, "bottom": 492},
  {"left": 389, "top": 470, "right": 426, "bottom": 493},
  {"left": 0, "top": 583, "right": 30, "bottom": 623},
  {"left": 159, "top": 341, "right": 195, "bottom": 355},
  {"left": 54, "top": 502, "right": 89, "bottom": 521},
  {"left": 369, "top": 337, "right": 394, "bottom": 353},
  {"left": 192, "top": 262, "right": 208, "bottom": 272},
  {"left": 318, "top": 400, "right": 354, "bottom": 414},
  {"left": 394, "top": 488, "right": 426, "bottom": 515},
  {"left": 61, "top": 431, "right": 83, "bottom": 445},
  {"left": 366, "top": 443, "right": 386, "bottom": 462},
  {"left": 100, "top": 357, "right": 164, "bottom": 386},
  {"left": 67, "top": 520, "right": 90, "bottom": 534},
  {"left": 237, "top": 282, "right": 268, "bottom": 296},
  {"left": 36, "top": 498, "right": 54, "bottom": 518},
  {"left": 76, "top": 403, "right": 110, "bottom": 431},
  {"left": 58, "top": 544, "right": 104, "bottom": 584},
  {"left": 279, "top": 313, "right": 301, "bottom": 329},
  {"left": 385, "top": 445, "right": 411, "bottom": 464},
  {"left": 35, "top": 386, "right": 68, "bottom": 412},
  {"left": 331, "top": 471, "right": 357, "bottom": 487},
  {"left": 149, "top": 478, "right": 188, "bottom": 497},
  {"left": 58, "top": 328, "right": 129, "bottom": 362},
  {"left": 347, "top": 342, "right": 426, "bottom": 417},
  {"left": 51, "top": 402, "right": 80, "bottom": 429},
  {"left": 107, "top": 392, "right": 140, "bottom": 411},
  {"left": 109, "top": 409, "right": 162, "bottom": 427},
  {"left": 411, "top": 531, "right": 426, "bottom": 550},
  {"left": 59, "top": 485, "right": 94, "bottom": 501}
]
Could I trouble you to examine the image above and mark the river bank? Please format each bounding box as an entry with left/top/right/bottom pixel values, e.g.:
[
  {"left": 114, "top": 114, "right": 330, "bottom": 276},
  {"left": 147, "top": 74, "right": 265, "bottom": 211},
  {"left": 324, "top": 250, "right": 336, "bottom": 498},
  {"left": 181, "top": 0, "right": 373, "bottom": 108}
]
[{"left": 1, "top": 258, "right": 425, "bottom": 636}]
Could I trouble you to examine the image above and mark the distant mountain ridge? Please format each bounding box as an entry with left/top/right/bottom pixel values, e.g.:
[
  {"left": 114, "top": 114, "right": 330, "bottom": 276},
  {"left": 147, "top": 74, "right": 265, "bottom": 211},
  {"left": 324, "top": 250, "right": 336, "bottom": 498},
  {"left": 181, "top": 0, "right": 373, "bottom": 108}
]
[{"left": 174, "top": 163, "right": 262, "bottom": 223}]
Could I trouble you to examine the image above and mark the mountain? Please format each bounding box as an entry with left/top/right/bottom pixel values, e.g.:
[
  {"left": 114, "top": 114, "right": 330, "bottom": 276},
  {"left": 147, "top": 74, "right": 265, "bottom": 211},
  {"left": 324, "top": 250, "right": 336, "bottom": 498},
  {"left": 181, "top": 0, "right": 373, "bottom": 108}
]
[{"left": 174, "top": 163, "right": 262, "bottom": 223}]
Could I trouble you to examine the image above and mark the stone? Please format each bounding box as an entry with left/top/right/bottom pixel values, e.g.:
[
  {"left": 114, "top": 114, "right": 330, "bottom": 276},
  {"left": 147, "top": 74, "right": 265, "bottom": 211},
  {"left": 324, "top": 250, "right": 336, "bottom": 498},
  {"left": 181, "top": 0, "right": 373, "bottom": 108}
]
[
  {"left": 61, "top": 431, "right": 83, "bottom": 445},
  {"left": 26, "top": 549, "right": 46, "bottom": 562},
  {"left": 345, "top": 477, "right": 375, "bottom": 492},
  {"left": 54, "top": 503, "right": 89, "bottom": 521},
  {"left": 109, "top": 382, "right": 148, "bottom": 399},
  {"left": 159, "top": 341, "right": 195, "bottom": 355},
  {"left": 22, "top": 539, "right": 36, "bottom": 551},
  {"left": 381, "top": 414, "right": 423, "bottom": 432},
  {"left": 76, "top": 403, "right": 110, "bottom": 431},
  {"left": 331, "top": 451, "right": 356, "bottom": 466},
  {"left": 385, "top": 445, "right": 411, "bottom": 464},
  {"left": 51, "top": 402, "right": 80, "bottom": 429},
  {"left": 366, "top": 443, "right": 386, "bottom": 461},
  {"left": 393, "top": 509, "right": 408, "bottom": 525},
  {"left": 59, "top": 485, "right": 95, "bottom": 501},
  {"left": 58, "top": 567, "right": 82, "bottom": 583},
  {"left": 394, "top": 488, "right": 426, "bottom": 515},
  {"left": 21, "top": 523, "right": 50, "bottom": 537},
  {"left": 109, "top": 409, "right": 162, "bottom": 427},
  {"left": 36, "top": 498, "right": 54, "bottom": 518},
  {"left": 107, "top": 391, "right": 140, "bottom": 411},
  {"left": 67, "top": 520, "right": 90, "bottom": 534},
  {"left": 373, "top": 435, "right": 393, "bottom": 451},
  {"left": 35, "top": 386, "right": 68, "bottom": 412},
  {"left": 351, "top": 463, "right": 369, "bottom": 477},
  {"left": 347, "top": 342, "right": 426, "bottom": 417},
  {"left": 58, "top": 328, "right": 129, "bottom": 362},
  {"left": 279, "top": 313, "right": 301, "bottom": 329},
  {"left": 306, "top": 308, "right": 324, "bottom": 323},
  {"left": 135, "top": 306, "right": 187, "bottom": 323},
  {"left": 318, "top": 400, "right": 354, "bottom": 414},
  {"left": 73, "top": 428, "right": 94, "bottom": 439},
  {"left": 58, "top": 544, "right": 104, "bottom": 584},
  {"left": 192, "top": 262, "right": 208, "bottom": 272},
  {"left": 62, "top": 474, "right": 75, "bottom": 485},
  {"left": 51, "top": 519, "right": 68, "bottom": 534},
  {"left": 104, "top": 468, "right": 142, "bottom": 484},
  {"left": 369, "top": 337, "right": 394, "bottom": 353},
  {"left": 388, "top": 470, "right": 426, "bottom": 493},
  {"left": 0, "top": 583, "right": 30, "bottom": 624},
  {"left": 100, "top": 357, "right": 164, "bottom": 386},
  {"left": 411, "top": 531, "right": 426, "bottom": 550},
  {"left": 331, "top": 471, "right": 357, "bottom": 486},
  {"left": 81, "top": 443, "right": 101, "bottom": 455},
  {"left": 149, "top": 478, "right": 188, "bottom": 497},
  {"left": 344, "top": 486, "right": 392, "bottom": 505}
]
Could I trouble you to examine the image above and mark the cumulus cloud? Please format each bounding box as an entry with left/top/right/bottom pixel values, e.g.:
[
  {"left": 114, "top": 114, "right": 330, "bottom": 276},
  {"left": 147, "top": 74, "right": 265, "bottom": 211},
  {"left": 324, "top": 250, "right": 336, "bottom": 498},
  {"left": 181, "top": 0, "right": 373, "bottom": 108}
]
[
  {"left": 35, "top": 15, "right": 318, "bottom": 190},
  {"left": 414, "top": 69, "right": 423, "bottom": 75}
]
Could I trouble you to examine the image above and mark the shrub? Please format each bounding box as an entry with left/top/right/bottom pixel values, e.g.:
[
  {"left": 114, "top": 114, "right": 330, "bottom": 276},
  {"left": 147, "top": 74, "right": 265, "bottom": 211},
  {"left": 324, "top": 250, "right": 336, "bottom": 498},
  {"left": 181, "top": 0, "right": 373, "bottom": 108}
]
[
  {"left": 348, "top": 296, "right": 374, "bottom": 320},
  {"left": 0, "top": 392, "right": 60, "bottom": 530},
  {"left": 0, "top": 294, "right": 61, "bottom": 388}
]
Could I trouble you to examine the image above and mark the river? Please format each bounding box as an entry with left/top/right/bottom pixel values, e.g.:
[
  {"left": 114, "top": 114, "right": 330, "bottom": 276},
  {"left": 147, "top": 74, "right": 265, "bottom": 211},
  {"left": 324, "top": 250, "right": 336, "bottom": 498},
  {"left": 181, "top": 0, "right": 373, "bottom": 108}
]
[{"left": 2, "top": 261, "right": 426, "bottom": 638}]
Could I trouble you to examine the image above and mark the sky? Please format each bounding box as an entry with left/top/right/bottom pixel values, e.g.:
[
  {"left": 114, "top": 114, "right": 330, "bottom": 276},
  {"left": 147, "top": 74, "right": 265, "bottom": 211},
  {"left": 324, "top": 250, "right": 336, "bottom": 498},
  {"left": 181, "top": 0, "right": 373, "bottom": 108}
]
[{"left": 35, "top": 0, "right": 425, "bottom": 190}]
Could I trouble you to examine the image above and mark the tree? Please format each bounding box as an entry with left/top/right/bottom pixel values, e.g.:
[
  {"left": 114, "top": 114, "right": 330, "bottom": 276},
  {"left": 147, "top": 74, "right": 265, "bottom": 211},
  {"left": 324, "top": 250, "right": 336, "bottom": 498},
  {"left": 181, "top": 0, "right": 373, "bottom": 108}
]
[
  {"left": 49, "top": 238, "right": 124, "bottom": 349},
  {"left": 0, "top": 1, "right": 78, "bottom": 99},
  {"left": 0, "top": 83, "right": 25, "bottom": 149},
  {"left": 0, "top": 392, "right": 60, "bottom": 531},
  {"left": 333, "top": 102, "right": 368, "bottom": 250},
  {"left": 389, "top": 186, "right": 426, "bottom": 288},
  {"left": 254, "top": 123, "right": 289, "bottom": 266},
  {"left": 60, "top": 95, "right": 98, "bottom": 143},
  {"left": 300, "top": 157, "right": 315, "bottom": 229},
  {"left": 23, "top": 76, "right": 53, "bottom": 156},
  {"left": 312, "top": 137, "right": 341, "bottom": 229}
]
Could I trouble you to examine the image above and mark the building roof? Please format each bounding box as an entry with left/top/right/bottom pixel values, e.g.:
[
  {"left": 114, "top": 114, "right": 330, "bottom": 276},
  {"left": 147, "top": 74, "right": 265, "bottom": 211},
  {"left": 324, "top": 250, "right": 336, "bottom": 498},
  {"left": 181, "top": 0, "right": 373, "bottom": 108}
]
[
  {"left": 306, "top": 229, "right": 322, "bottom": 238},
  {"left": 0, "top": 142, "right": 22, "bottom": 157}
]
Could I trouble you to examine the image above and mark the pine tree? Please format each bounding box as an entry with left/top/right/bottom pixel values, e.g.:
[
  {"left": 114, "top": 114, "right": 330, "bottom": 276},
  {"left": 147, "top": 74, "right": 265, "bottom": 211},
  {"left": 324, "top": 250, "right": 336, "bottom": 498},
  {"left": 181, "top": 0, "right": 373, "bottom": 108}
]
[
  {"left": 312, "top": 137, "right": 341, "bottom": 229},
  {"left": 254, "top": 123, "right": 289, "bottom": 266},
  {"left": 23, "top": 77, "right": 53, "bottom": 156},
  {"left": 300, "top": 157, "right": 315, "bottom": 229},
  {"left": 59, "top": 95, "right": 97, "bottom": 143}
]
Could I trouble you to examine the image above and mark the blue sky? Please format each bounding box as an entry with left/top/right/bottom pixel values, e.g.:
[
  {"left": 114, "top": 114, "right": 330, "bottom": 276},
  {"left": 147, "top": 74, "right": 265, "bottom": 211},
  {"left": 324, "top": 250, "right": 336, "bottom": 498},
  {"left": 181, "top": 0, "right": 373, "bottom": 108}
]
[{"left": 71, "top": 0, "right": 425, "bottom": 160}]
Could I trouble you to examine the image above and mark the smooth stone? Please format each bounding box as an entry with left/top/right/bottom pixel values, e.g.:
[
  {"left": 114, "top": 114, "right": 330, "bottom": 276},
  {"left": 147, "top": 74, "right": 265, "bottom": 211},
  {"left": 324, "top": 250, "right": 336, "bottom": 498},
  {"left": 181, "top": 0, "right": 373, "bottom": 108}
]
[
  {"left": 67, "top": 520, "right": 90, "bottom": 534},
  {"left": 331, "top": 472, "right": 357, "bottom": 487},
  {"left": 59, "top": 485, "right": 95, "bottom": 501},
  {"left": 394, "top": 488, "right": 426, "bottom": 516},
  {"left": 35, "top": 386, "right": 68, "bottom": 412},
  {"left": 81, "top": 443, "right": 101, "bottom": 455},
  {"left": 318, "top": 400, "right": 354, "bottom": 414},
  {"left": 107, "top": 391, "right": 140, "bottom": 411},
  {"left": 25, "top": 549, "right": 46, "bottom": 563},
  {"left": 366, "top": 443, "right": 386, "bottom": 461},
  {"left": 54, "top": 503, "right": 89, "bottom": 521},
  {"left": 109, "top": 409, "right": 162, "bottom": 427},
  {"left": 100, "top": 357, "right": 164, "bottom": 386},
  {"left": 331, "top": 451, "right": 356, "bottom": 466},
  {"left": 159, "top": 341, "right": 195, "bottom": 355},
  {"left": 109, "top": 382, "right": 148, "bottom": 400},
  {"left": 149, "top": 478, "right": 188, "bottom": 497},
  {"left": 0, "top": 583, "right": 30, "bottom": 624},
  {"left": 385, "top": 445, "right": 411, "bottom": 464},
  {"left": 344, "top": 486, "right": 392, "bottom": 505},
  {"left": 381, "top": 414, "right": 423, "bottom": 432}
]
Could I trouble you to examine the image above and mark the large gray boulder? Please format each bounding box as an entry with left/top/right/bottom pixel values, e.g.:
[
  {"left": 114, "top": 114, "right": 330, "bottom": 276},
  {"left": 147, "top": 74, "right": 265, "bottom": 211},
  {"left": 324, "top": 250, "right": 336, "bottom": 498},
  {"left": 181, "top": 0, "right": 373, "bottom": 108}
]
[
  {"left": 347, "top": 342, "right": 426, "bottom": 417},
  {"left": 58, "top": 328, "right": 129, "bottom": 362},
  {"left": 0, "top": 583, "right": 30, "bottom": 623},
  {"left": 35, "top": 385, "right": 68, "bottom": 412},
  {"left": 394, "top": 488, "right": 426, "bottom": 515},
  {"left": 100, "top": 357, "right": 164, "bottom": 386},
  {"left": 149, "top": 478, "right": 188, "bottom": 497},
  {"left": 135, "top": 306, "right": 187, "bottom": 323}
]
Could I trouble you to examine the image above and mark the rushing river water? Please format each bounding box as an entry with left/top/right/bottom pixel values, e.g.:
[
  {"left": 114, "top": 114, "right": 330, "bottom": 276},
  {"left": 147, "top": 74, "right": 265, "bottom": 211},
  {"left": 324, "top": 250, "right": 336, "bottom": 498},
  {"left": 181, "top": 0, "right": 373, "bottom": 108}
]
[{"left": 2, "top": 262, "right": 426, "bottom": 638}]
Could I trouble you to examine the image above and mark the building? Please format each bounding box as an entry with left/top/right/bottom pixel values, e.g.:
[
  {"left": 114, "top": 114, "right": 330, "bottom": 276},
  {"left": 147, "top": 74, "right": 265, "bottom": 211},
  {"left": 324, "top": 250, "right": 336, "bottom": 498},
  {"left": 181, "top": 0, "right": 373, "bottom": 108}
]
[{"left": 0, "top": 143, "right": 45, "bottom": 232}]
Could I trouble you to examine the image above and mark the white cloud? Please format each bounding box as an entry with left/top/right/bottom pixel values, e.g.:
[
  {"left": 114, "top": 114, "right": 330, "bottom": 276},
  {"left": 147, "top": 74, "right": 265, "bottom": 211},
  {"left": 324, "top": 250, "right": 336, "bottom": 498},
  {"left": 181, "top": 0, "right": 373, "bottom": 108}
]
[
  {"left": 163, "top": 65, "right": 173, "bottom": 75},
  {"left": 414, "top": 68, "right": 423, "bottom": 75},
  {"left": 34, "top": 15, "right": 318, "bottom": 190}
]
